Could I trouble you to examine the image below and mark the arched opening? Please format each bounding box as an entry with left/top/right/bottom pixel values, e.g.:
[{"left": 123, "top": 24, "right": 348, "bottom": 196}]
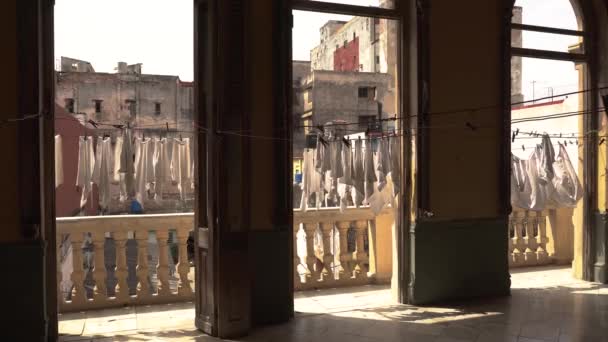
[{"left": 509, "top": 0, "right": 590, "bottom": 284}]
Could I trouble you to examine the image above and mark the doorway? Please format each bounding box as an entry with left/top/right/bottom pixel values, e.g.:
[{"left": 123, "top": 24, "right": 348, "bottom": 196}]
[
  {"left": 53, "top": 0, "right": 199, "bottom": 339},
  {"left": 290, "top": 0, "right": 407, "bottom": 312},
  {"left": 509, "top": 0, "right": 592, "bottom": 285}
]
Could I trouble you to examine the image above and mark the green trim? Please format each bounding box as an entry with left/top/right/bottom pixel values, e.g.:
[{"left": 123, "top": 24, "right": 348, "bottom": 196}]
[{"left": 408, "top": 217, "right": 511, "bottom": 305}]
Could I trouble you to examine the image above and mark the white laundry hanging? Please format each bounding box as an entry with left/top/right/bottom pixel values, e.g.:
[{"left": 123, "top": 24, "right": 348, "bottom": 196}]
[
  {"left": 92, "top": 137, "right": 113, "bottom": 211},
  {"left": 152, "top": 138, "right": 173, "bottom": 202},
  {"left": 134, "top": 137, "right": 155, "bottom": 209},
  {"left": 363, "top": 139, "right": 377, "bottom": 204},
  {"left": 171, "top": 137, "right": 192, "bottom": 201},
  {"left": 352, "top": 139, "right": 365, "bottom": 207},
  {"left": 55, "top": 135, "right": 64, "bottom": 188},
  {"left": 118, "top": 129, "right": 136, "bottom": 200},
  {"left": 300, "top": 149, "right": 323, "bottom": 211},
  {"left": 389, "top": 135, "right": 400, "bottom": 197},
  {"left": 550, "top": 143, "right": 583, "bottom": 207},
  {"left": 76, "top": 136, "right": 95, "bottom": 209}
]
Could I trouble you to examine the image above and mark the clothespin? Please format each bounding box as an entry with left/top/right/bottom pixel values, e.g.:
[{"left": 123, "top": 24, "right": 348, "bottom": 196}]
[
  {"left": 342, "top": 136, "right": 350, "bottom": 147},
  {"left": 559, "top": 133, "right": 562, "bottom": 138},
  {"left": 88, "top": 119, "right": 99, "bottom": 129},
  {"left": 358, "top": 136, "right": 362, "bottom": 141},
  {"left": 515, "top": 128, "right": 519, "bottom": 136},
  {"left": 522, "top": 145, "right": 525, "bottom": 151},
  {"left": 465, "top": 122, "right": 477, "bottom": 131},
  {"left": 180, "top": 134, "right": 183, "bottom": 141},
  {"left": 511, "top": 132, "right": 516, "bottom": 143},
  {"left": 600, "top": 138, "right": 605, "bottom": 146}
]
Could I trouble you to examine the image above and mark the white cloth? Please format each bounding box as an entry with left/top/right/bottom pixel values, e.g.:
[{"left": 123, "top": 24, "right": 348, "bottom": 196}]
[
  {"left": 171, "top": 138, "right": 192, "bottom": 201},
  {"left": 389, "top": 135, "right": 400, "bottom": 196},
  {"left": 376, "top": 138, "right": 391, "bottom": 192},
  {"left": 153, "top": 138, "right": 173, "bottom": 202},
  {"left": 76, "top": 136, "right": 95, "bottom": 208},
  {"left": 134, "top": 138, "right": 155, "bottom": 208},
  {"left": 511, "top": 154, "right": 532, "bottom": 209},
  {"left": 550, "top": 144, "right": 583, "bottom": 207},
  {"left": 55, "top": 135, "right": 64, "bottom": 188},
  {"left": 300, "top": 149, "right": 323, "bottom": 211},
  {"left": 363, "top": 139, "right": 377, "bottom": 204},
  {"left": 92, "top": 137, "right": 113, "bottom": 210},
  {"left": 118, "top": 129, "right": 136, "bottom": 200},
  {"left": 352, "top": 139, "right": 365, "bottom": 206},
  {"left": 527, "top": 146, "right": 552, "bottom": 210}
]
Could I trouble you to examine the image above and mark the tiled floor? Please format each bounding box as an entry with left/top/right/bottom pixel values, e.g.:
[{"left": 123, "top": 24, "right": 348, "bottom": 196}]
[{"left": 59, "top": 266, "right": 608, "bottom": 342}]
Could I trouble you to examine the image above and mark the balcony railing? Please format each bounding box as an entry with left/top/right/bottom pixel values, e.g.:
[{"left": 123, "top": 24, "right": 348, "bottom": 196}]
[
  {"left": 56, "top": 206, "right": 572, "bottom": 312},
  {"left": 56, "top": 214, "right": 194, "bottom": 313},
  {"left": 509, "top": 208, "right": 551, "bottom": 267}
]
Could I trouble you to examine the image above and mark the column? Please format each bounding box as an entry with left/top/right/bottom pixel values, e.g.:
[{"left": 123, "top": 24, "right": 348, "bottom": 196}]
[
  {"left": 91, "top": 232, "right": 107, "bottom": 303},
  {"left": 156, "top": 229, "right": 172, "bottom": 297},
  {"left": 135, "top": 229, "right": 150, "bottom": 299},
  {"left": 113, "top": 231, "right": 130, "bottom": 302},
  {"left": 176, "top": 226, "right": 193, "bottom": 297},
  {"left": 336, "top": 221, "right": 352, "bottom": 280}
]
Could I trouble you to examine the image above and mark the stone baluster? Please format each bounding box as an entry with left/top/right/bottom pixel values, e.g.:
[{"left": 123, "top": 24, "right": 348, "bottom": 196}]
[
  {"left": 353, "top": 220, "right": 369, "bottom": 279},
  {"left": 56, "top": 237, "right": 64, "bottom": 306},
  {"left": 176, "top": 226, "right": 193, "bottom": 297},
  {"left": 293, "top": 222, "right": 302, "bottom": 287},
  {"left": 302, "top": 223, "right": 319, "bottom": 283},
  {"left": 113, "top": 231, "right": 130, "bottom": 301},
  {"left": 319, "top": 221, "right": 335, "bottom": 282},
  {"left": 135, "top": 229, "right": 150, "bottom": 299},
  {"left": 336, "top": 221, "right": 352, "bottom": 280},
  {"left": 156, "top": 229, "right": 172, "bottom": 297},
  {"left": 512, "top": 209, "right": 525, "bottom": 265},
  {"left": 536, "top": 210, "right": 549, "bottom": 263},
  {"left": 524, "top": 211, "right": 538, "bottom": 264},
  {"left": 91, "top": 232, "right": 107, "bottom": 303},
  {"left": 69, "top": 233, "right": 86, "bottom": 306}
]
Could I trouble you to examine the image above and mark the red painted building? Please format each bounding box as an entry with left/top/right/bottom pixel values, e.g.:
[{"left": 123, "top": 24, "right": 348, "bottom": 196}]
[
  {"left": 55, "top": 104, "right": 99, "bottom": 217},
  {"left": 333, "top": 36, "right": 359, "bottom": 72}
]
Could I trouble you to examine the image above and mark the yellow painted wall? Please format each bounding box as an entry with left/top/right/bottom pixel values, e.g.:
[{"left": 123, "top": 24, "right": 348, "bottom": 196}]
[{"left": 426, "top": 0, "right": 504, "bottom": 219}]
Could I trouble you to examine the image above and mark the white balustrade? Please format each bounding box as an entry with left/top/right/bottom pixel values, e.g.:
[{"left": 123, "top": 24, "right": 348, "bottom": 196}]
[
  {"left": 56, "top": 213, "right": 195, "bottom": 312},
  {"left": 509, "top": 208, "right": 551, "bottom": 267}
]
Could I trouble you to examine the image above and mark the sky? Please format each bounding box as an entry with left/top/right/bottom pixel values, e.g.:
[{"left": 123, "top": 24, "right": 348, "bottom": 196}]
[
  {"left": 55, "top": 0, "right": 193, "bottom": 81},
  {"left": 55, "top": 0, "right": 580, "bottom": 101}
]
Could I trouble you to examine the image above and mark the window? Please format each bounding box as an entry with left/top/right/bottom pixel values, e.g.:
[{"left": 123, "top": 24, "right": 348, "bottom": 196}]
[
  {"left": 353, "top": 32, "right": 356, "bottom": 40},
  {"left": 154, "top": 102, "right": 162, "bottom": 115},
  {"left": 358, "top": 87, "right": 368, "bottom": 98},
  {"left": 343, "top": 40, "right": 348, "bottom": 47},
  {"left": 303, "top": 118, "right": 313, "bottom": 135},
  {"left": 305, "top": 89, "right": 313, "bottom": 103},
  {"left": 64, "top": 98, "right": 75, "bottom": 113},
  {"left": 93, "top": 100, "right": 102, "bottom": 113},
  {"left": 358, "top": 86, "right": 376, "bottom": 99},
  {"left": 126, "top": 99, "right": 136, "bottom": 116},
  {"left": 358, "top": 115, "right": 377, "bottom": 131}
]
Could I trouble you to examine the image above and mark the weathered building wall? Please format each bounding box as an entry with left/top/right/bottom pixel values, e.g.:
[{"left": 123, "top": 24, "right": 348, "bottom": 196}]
[
  {"left": 56, "top": 70, "right": 193, "bottom": 129},
  {"left": 311, "top": 17, "right": 378, "bottom": 72},
  {"left": 309, "top": 71, "right": 391, "bottom": 129},
  {"left": 512, "top": 6, "right": 524, "bottom": 103},
  {"left": 333, "top": 36, "right": 359, "bottom": 71}
]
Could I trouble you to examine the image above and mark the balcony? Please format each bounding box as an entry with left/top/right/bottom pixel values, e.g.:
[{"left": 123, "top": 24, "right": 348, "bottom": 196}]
[{"left": 56, "top": 206, "right": 574, "bottom": 313}]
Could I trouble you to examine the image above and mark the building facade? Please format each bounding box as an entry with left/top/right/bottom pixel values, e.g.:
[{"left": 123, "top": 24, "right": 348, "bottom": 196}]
[{"left": 56, "top": 57, "right": 194, "bottom": 131}]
